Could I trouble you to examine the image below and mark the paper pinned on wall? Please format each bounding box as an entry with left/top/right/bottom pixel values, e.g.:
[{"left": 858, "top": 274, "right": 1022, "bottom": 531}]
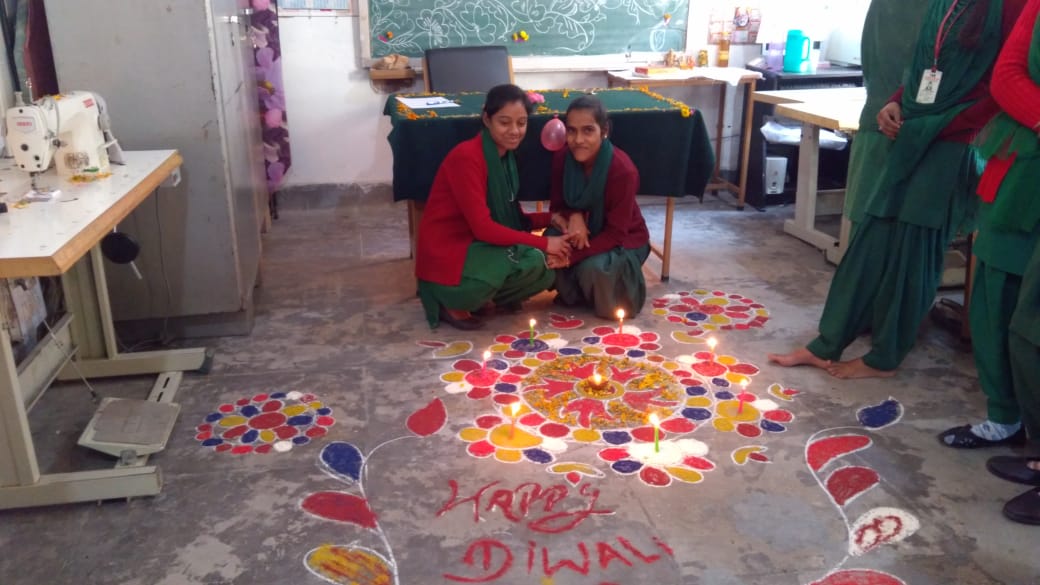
[{"left": 395, "top": 96, "right": 461, "bottom": 109}]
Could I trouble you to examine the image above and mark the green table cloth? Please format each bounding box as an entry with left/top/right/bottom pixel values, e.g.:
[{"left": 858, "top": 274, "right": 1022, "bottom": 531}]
[{"left": 383, "top": 88, "right": 715, "bottom": 203}]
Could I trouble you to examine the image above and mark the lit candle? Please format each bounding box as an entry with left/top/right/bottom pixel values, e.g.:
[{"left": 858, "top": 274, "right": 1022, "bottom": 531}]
[
  {"left": 592, "top": 372, "right": 603, "bottom": 389},
  {"left": 616, "top": 308, "right": 626, "bottom": 335},
  {"left": 482, "top": 350, "right": 491, "bottom": 376},
  {"left": 707, "top": 337, "right": 718, "bottom": 360},
  {"left": 510, "top": 401, "right": 521, "bottom": 438},
  {"left": 648, "top": 412, "right": 660, "bottom": 453},
  {"left": 738, "top": 379, "right": 748, "bottom": 414},
  {"left": 529, "top": 318, "right": 536, "bottom": 343}
]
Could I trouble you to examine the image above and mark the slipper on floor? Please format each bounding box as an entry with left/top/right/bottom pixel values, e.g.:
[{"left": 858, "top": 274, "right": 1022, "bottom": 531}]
[
  {"left": 987, "top": 456, "right": 1040, "bottom": 486},
  {"left": 1003, "top": 488, "right": 1040, "bottom": 525},
  {"left": 938, "top": 425, "right": 1027, "bottom": 449}
]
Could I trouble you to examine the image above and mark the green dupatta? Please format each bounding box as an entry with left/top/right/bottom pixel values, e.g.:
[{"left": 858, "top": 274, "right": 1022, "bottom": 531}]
[
  {"left": 976, "top": 16, "right": 1040, "bottom": 232},
  {"left": 562, "top": 139, "right": 614, "bottom": 236},
  {"left": 481, "top": 129, "right": 527, "bottom": 231},
  {"left": 877, "top": 0, "right": 1004, "bottom": 193}
]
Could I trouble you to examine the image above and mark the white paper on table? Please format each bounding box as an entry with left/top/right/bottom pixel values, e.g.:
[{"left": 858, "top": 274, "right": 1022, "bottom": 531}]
[{"left": 396, "top": 96, "right": 461, "bottom": 109}]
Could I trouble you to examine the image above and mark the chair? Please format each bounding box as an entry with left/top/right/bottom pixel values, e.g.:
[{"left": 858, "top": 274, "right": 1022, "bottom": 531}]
[
  {"left": 410, "top": 46, "right": 517, "bottom": 260},
  {"left": 422, "top": 46, "right": 514, "bottom": 93}
]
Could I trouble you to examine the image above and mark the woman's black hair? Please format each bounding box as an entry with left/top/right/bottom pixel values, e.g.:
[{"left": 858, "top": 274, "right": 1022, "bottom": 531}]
[
  {"left": 958, "top": 0, "right": 992, "bottom": 49},
  {"left": 565, "top": 95, "right": 610, "bottom": 134},
  {"left": 483, "top": 84, "right": 534, "bottom": 117}
]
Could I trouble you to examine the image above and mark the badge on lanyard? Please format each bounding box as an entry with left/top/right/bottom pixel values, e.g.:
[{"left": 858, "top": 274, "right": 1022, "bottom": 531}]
[{"left": 916, "top": 69, "right": 943, "bottom": 104}]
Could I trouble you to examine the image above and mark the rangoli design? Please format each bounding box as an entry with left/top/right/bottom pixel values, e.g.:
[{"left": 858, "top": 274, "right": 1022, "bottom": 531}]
[
  {"left": 442, "top": 322, "right": 800, "bottom": 488},
  {"left": 650, "top": 289, "right": 770, "bottom": 344},
  {"left": 805, "top": 398, "right": 918, "bottom": 585},
  {"left": 194, "top": 391, "right": 335, "bottom": 454}
]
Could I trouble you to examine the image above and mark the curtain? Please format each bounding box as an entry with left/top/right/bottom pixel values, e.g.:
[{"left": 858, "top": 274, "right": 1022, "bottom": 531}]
[{"left": 251, "top": 0, "right": 291, "bottom": 195}]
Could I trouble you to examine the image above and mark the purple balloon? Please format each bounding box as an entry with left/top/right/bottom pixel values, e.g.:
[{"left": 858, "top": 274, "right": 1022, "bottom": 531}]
[{"left": 541, "top": 116, "right": 566, "bottom": 151}]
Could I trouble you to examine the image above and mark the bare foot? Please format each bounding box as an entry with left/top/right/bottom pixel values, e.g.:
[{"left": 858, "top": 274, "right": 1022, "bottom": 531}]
[
  {"left": 827, "top": 358, "right": 896, "bottom": 379},
  {"left": 767, "top": 348, "right": 831, "bottom": 370}
]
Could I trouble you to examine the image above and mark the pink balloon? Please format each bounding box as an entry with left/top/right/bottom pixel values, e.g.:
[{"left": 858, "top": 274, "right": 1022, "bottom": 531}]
[{"left": 541, "top": 116, "right": 566, "bottom": 151}]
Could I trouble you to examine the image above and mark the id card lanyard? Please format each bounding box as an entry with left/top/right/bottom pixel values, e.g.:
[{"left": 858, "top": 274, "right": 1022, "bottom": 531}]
[{"left": 916, "top": 0, "right": 970, "bottom": 104}]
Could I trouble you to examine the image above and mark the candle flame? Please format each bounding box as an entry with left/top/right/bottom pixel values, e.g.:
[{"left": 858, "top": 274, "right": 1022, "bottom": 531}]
[
  {"left": 592, "top": 373, "right": 603, "bottom": 384},
  {"left": 529, "top": 318, "right": 536, "bottom": 327},
  {"left": 707, "top": 337, "right": 717, "bottom": 350},
  {"left": 510, "top": 402, "right": 521, "bottom": 417},
  {"left": 483, "top": 350, "right": 491, "bottom": 361},
  {"left": 740, "top": 379, "right": 749, "bottom": 389},
  {"left": 616, "top": 308, "right": 625, "bottom": 320},
  {"left": 648, "top": 412, "right": 660, "bottom": 427}
]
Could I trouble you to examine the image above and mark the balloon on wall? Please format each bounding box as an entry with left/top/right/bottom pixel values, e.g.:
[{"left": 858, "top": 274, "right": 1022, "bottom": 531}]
[{"left": 541, "top": 116, "right": 566, "bottom": 151}]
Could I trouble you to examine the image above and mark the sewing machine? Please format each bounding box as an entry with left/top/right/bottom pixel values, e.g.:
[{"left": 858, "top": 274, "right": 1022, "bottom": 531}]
[{"left": 4, "top": 90, "right": 122, "bottom": 190}]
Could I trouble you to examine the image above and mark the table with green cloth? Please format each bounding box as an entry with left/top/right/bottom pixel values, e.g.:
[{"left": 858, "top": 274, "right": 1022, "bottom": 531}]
[
  {"left": 383, "top": 88, "right": 714, "bottom": 203},
  {"left": 384, "top": 88, "right": 715, "bottom": 281}
]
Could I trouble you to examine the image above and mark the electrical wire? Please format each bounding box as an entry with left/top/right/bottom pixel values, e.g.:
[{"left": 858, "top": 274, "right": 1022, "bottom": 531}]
[{"left": 40, "top": 318, "right": 99, "bottom": 403}]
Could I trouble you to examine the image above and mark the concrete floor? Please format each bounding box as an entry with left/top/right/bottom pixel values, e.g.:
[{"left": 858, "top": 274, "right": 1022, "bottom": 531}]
[{"left": 1, "top": 187, "right": 1037, "bottom": 585}]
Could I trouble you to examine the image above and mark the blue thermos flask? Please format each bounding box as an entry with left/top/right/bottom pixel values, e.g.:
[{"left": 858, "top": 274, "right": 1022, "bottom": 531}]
[{"left": 783, "top": 30, "right": 811, "bottom": 73}]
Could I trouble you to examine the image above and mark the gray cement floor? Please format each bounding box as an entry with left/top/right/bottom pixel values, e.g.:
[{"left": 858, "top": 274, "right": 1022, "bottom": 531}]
[{"left": 2, "top": 187, "right": 1038, "bottom": 585}]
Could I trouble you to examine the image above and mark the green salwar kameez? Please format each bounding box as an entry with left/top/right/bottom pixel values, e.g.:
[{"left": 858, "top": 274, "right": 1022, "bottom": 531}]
[
  {"left": 806, "top": 0, "right": 1004, "bottom": 370},
  {"left": 971, "top": 14, "right": 1040, "bottom": 439}
]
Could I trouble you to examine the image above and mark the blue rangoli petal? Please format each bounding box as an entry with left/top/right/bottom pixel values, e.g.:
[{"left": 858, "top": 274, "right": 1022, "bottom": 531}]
[
  {"left": 292, "top": 436, "right": 310, "bottom": 445},
  {"left": 287, "top": 415, "right": 313, "bottom": 426},
  {"left": 760, "top": 420, "right": 786, "bottom": 433},
  {"left": 205, "top": 412, "right": 224, "bottom": 423},
  {"left": 715, "top": 391, "right": 734, "bottom": 400},
  {"left": 582, "top": 336, "right": 601, "bottom": 344},
  {"left": 627, "top": 350, "right": 646, "bottom": 358},
  {"left": 270, "top": 392, "right": 287, "bottom": 399},
  {"left": 857, "top": 398, "right": 903, "bottom": 429},
  {"left": 612, "top": 459, "right": 643, "bottom": 474},
  {"left": 241, "top": 429, "right": 259, "bottom": 443},
  {"left": 320, "top": 442, "right": 364, "bottom": 482},
  {"left": 682, "top": 407, "right": 713, "bottom": 421},
  {"left": 712, "top": 378, "right": 730, "bottom": 387},
  {"left": 240, "top": 405, "right": 260, "bottom": 417},
  {"left": 559, "top": 347, "right": 582, "bottom": 355},
  {"left": 523, "top": 448, "right": 553, "bottom": 464},
  {"left": 686, "top": 386, "right": 708, "bottom": 396},
  {"left": 602, "top": 430, "right": 632, "bottom": 445},
  {"left": 201, "top": 438, "right": 223, "bottom": 447},
  {"left": 494, "top": 383, "right": 518, "bottom": 393}
]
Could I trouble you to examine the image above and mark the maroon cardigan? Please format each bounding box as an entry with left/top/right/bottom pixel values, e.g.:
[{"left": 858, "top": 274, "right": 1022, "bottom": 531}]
[
  {"left": 549, "top": 146, "right": 650, "bottom": 265},
  {"left": 416, "top": 134, "right": 550, "bottom": 286}
]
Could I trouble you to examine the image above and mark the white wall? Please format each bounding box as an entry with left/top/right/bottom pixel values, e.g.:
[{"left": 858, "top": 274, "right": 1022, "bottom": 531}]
[{"left": 279, "top": 3, "right": 860, "bottom": 187}]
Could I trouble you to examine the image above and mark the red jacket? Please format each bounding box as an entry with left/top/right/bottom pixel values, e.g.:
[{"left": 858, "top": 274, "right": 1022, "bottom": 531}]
[
  {"left": 549, "top": 146, "right": 650, "bottom": 265},
  {"left": 990, "top": 0, "right": 1040, "bottom": 128},
  {"left": 888, "top": 0, "right": 1027, "bottom": 142},
  {"left": 416, "top": 134, "right": 550, "bottom": 286}
]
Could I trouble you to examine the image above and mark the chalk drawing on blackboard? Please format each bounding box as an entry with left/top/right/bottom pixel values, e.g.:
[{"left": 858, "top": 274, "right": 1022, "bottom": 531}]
[{"left": 360, "top": 0, "right": 689, "bottom": 59}]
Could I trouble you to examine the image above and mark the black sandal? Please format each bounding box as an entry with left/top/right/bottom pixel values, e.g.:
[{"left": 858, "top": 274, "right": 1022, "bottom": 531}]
[
  {"left": 937, "top": 425, "right": 1027, "bottom": 449},
  {"left": 438, "top": 306, "right": 484, "bottom": 331},
  {"left": 987, "top": 456, "right": 1040, "bottom": 486},
  {"left": 1003, "top": 488, "right": 1040, "bottom": 525}
]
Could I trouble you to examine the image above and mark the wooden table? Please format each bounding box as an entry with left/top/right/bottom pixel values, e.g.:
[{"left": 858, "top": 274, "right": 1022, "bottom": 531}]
[
  {"left": 606, "top": 67, "right": 762, "bottom": 209},
  {"left": 773, "top": 92, "right": 865, "bottom": 264},
  {"left": 737, "top": 87, "right": 866, "bottom": 263},
  {"left": 0, "top": 150, "right": 208, "bottom": 509}
]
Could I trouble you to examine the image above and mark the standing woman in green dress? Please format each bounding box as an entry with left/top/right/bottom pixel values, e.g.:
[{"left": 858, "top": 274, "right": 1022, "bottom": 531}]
[
  {"left": 940, "top": 0, "right": 1040, "bottom": 525},
  {"left": 545, "top": 96, "right": 651, "bottom": 319},
  {"left": 770, "top": 0, "right": 1026, "bottom": 378}
]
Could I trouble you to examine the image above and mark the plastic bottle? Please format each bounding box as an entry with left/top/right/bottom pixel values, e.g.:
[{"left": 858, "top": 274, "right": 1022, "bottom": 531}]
[{"left": 718, "top": 32, "right": 731, "bottom": 67}]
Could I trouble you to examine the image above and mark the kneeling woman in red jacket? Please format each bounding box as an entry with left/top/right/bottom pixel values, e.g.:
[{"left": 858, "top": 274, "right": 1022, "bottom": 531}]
[
  {"left": 545, "top": 96, "right": 651, "bottom": 319},
  {"left": 415, "top": 84, "right": 573, "bottom": 330}
]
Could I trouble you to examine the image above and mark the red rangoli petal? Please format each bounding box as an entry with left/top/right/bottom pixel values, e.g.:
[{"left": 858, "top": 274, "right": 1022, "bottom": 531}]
[
  {"left": 737, "top": 423, "right": 762, "bottom": 438},
  {"left": 682, "top": 456, "right": 715, "bottom": 470},
  {"left": 467, "top": 387, "right": 492, "bottom": 399},
  {"left": 467, "top": 440, "right": 496, "bottom": 457},
  {"left": 598, "top": 448, "right": 630, "bottom": 462},
  {"left": 764, "top": 410, "right": 793, "bottom": 423},
  {"left": 519, "top": 413, "right": 545, "bottom": 426},
  {"left": 660, "top": 418, "right": 696, "bottom": 433},
  {"left": 218, "top": 404, "right": 235, "bottom": 413},
  {"left": 476, "top": 415, "right": 502, "bottom": 429},
  {"left": 630, "top": 426, "right": 666, "bottom": 442},
  {"left": 639, "top": 466, "right": 671, "bottom": 486},
  {"left": 539, "top": 423, "right": 571, "bottom": 438}
]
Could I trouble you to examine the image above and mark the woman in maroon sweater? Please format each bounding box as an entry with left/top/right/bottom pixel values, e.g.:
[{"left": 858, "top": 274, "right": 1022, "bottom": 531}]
[
  {"left": 546, "top": 96, "right": 651, "bottom": 319},
  {"left": 416, "top": 84, "right": 573, "bottom": 330}
]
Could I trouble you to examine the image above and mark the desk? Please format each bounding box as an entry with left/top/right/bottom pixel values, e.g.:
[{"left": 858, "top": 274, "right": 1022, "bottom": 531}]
[
  {"left": 769, "top": 90, "right": 866, "bottom": 263},
  {"left": 0, "top": 151, "right": 208, "bottom": 509},
  {"left": 384, "top": 89, "right": 715, "bottom": 280},
  {"left": 605, "top": 68, "right": 761, "bottom": 208}
]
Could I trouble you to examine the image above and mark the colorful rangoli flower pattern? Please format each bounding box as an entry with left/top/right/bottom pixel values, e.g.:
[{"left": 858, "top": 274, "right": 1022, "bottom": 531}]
[
  {"left": 651, "top": 290, "right": 770, "bottom": 344},
  {"left": 444, "top": 325, "right": 799, "bottom": 487},
  {"left": 195, "top": 391, "right": 335, "bottom": 454}
]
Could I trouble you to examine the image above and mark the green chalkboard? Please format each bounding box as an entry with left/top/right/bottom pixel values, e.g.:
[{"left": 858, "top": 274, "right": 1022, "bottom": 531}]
[{"left": 360, "top": 0, "right": 688, "bottom": 59}]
